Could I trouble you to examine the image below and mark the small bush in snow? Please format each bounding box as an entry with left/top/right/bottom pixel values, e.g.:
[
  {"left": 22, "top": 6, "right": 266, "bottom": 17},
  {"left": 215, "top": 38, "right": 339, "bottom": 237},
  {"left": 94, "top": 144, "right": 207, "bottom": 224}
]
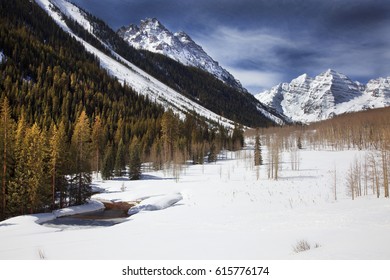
[{"left": 292, "top": 240, "right": 311, "bottom": 253}]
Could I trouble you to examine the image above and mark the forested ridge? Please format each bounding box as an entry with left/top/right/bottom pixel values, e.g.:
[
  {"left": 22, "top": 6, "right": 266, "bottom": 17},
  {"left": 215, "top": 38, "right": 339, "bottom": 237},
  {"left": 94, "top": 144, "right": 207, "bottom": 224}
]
[
  {"left": 64, "top": 6, "right": 274, "bottom": 128},
  {"left": 0, "top": 0, "right": 244, "bottom": 220}
]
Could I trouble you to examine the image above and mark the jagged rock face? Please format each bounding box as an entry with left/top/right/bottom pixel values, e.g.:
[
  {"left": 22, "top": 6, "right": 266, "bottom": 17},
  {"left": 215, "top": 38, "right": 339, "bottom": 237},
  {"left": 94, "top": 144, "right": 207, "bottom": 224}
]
[
  {"left": 117, "top": 18, "right": 245, "bottom": 92},
  {"left": 256, "top": 69, "right": 390, "bottom": 123},
  {"left": 365, "top": 77, "right": 390, "bottom": 98}
]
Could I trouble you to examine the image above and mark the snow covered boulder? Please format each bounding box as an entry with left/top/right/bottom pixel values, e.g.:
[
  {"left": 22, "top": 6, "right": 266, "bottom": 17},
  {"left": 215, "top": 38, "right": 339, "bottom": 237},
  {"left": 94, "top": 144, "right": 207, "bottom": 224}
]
[{"left": 128, "top": 193, "right": 183, "bottom": 215}]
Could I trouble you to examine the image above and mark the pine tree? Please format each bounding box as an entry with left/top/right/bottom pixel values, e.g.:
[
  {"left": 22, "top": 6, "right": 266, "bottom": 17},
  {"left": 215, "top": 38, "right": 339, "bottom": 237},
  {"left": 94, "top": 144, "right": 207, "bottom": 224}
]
[
  {"left": 0, "top": 98, "right": 15, "bottom": 218},
  {"left": 150, "top": 137, "right": 163, "bottom": 170},
  {"left": 114, "top": 138, "right": 126, "bottom": 176},
  {"left": 91, "top": 116, "right": 104, "bottom": 177},
  {"left": 49, "top": 122, "right": 69, "bottom": 209},
  {"left": 8, "top": 115, "right": 28, "bottom": 216},
  {"left": 207, "top": 142, "right": 218, "bottom": 163},
  {"left": 161, "top": 110, "right": 178, "bottom": 162},
  {"left": 231, "top": 123, "right": 244, "bottom": 151},
  {"left": 129, "top": 137, "right": 141, "bottom": 180},
  {"left": 254, "top": 132, "right": 263, "bottom": 166},
  {"left": 71, "top": 111, "right": 92, "bottom": 205},
  {"left": 101, "top": 144, "right": 115, "bottom": 180},
  {"left": 24, "top": 124, "right": 48, "bottom": 213}
]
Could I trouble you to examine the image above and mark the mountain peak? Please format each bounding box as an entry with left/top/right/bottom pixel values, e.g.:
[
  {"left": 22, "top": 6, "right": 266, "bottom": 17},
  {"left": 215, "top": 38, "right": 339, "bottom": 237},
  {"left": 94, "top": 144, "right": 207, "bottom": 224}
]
[
  {"left": 320, "top": 69, "right": 348, "bottom": 78},
  {"left": 291, "top": 73, "right": 312, "bottom": 85},
  {"left": 324, "top": 68, "right": 337, "bottom": 75},
  {"left": 117, "top": 18, "right": 246, "bottom": 92},
  {"left": 256, "top": 70, "right": 390, "bottom": 123},
  {"left": 140, "top": 17, "right": 165, "bottom": 30}
]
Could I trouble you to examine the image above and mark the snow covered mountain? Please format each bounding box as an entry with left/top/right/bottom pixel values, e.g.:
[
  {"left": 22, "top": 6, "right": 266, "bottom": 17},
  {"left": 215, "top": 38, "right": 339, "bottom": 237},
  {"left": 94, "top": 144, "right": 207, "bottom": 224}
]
[
  {"left": 117, "top": 18, "right": 245, "bottom": 92},
  {"left": 255, "top": 69, "right": 390, "bottom": 123},
  {"left": 33, "top": 0, "right": 284, "bottom": 127}
]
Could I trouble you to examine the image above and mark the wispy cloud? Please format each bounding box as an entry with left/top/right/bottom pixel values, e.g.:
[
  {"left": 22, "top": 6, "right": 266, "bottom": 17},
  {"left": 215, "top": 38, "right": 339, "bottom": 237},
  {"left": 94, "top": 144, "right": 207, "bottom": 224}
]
[
  {"left": 196, "top": 26, "right": 294, "bottom": 69},
  {"left": 228, "top": 68, "right": 283, "bottom": 94}
]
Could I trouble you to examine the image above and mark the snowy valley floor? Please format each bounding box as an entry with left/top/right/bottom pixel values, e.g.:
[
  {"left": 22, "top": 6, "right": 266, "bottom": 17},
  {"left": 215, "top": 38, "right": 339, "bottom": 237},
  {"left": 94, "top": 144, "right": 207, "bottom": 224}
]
[{"left": 0, "top": 147, "right": 390, "bottom": 260}]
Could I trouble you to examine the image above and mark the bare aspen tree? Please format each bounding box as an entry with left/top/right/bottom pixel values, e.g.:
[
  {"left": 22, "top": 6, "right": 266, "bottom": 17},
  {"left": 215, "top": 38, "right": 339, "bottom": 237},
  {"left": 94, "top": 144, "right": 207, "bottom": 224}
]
[
  {"left": 333, "top": 163, "right": 337, "bottom": 201},
  {"left": 382, "top": 148, "right": 389, "bottom": 198},
  {"left": 297, "top": 135, "right": 303, "bottom": 150},
  {"left": 363, "top": 154, "right": 369, "bottom": 196},
  {"left": 375, "top": 159, "right": 380, "bottom": 198},
  {"left": 346, "top": 157, "right": 363, "bottom": 200},
  {"left": 274, "top": 141, "right": 281, "bottom": 180},
  {"left": 368, "top": 153, "right": 376, "bottom": 195},
  {"left": 347, "top": 164, "right": 355, "bottom": 200},
  {"left": 267, "top": 147, "right": 273, "bottom": 179},
  {"left": 290, "top": 148, "right": 300, "bottom": 171},
  {"left": 354, "top": 159, "right": 362, "bottom": 197},
  {"left": 267, "top": 137, "right": 281, "bottom": 180}
]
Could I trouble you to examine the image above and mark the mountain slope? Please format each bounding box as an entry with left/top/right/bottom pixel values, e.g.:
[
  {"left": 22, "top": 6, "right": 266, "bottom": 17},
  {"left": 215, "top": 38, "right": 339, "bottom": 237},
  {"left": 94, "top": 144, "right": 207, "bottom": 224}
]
[
  {"left": 35, "top": 0, "right": 282, "bottom": 128},
  {"left": 117, "top": 18, "right": 245, "bottom": 92},
  {"left": 0, "top": 0, "right": 164, "bottom": 131},
  {"left": 256, "top": 69, "right": 390, "bottom": 123}
]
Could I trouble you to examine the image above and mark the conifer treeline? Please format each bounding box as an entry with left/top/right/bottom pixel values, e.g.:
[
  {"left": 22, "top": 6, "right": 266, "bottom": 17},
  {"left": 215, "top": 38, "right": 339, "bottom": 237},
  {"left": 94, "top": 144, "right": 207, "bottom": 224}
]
[{"left": 0, "top": 0, "right": 244, "bottom": 220}]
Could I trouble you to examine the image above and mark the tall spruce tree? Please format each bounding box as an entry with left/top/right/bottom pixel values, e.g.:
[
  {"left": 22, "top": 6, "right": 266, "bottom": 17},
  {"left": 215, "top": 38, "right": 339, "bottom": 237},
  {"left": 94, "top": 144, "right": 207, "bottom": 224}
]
[
  {"left": 49, "top": 122, "right": 69, "bottom": 209},
  {"left": 24, "top": 124, "right": 48, "bottom": 214},
  {"left": 91, "top": 116, "right": 104, "bottom": 178},
  {"left": 71, "top": 111, "right": 92, "bottom": 205},
  {"left": 129, "top": 137, "right": 141, "bottom": 180},
  {"left": 114, "top": 138, "right": 126, "bottom": 177},
  {"left": 161, "top": 110, "right": 178, "bottom": 162},
  {"left": 102, "top": 143, "right": 115, "bottom": 180},
  {"left": 8, "top": 116, "right": 28, "bottom": 216},
  {"left": 0, "top": 98, "right": 15, "bottom": 218},
  {"left": 254, "top": 131, "right": 263, "bottom": 166},
  {"left": 208, "top": 142, "right": 218, "bottom": 163}
]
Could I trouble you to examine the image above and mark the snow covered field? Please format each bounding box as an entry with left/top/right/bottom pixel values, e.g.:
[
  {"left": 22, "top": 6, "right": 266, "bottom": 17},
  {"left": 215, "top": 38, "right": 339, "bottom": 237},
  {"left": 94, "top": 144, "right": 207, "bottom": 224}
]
[{"left": 1, "top": 145, "right": 390, "bottom": 260}]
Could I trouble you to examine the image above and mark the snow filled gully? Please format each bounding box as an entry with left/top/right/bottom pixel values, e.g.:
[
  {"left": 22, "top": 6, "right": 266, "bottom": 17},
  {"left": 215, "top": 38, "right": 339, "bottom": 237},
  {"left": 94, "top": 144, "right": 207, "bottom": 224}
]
[{"left": 40, "top": 193, "right": 183, "bottom": 230}]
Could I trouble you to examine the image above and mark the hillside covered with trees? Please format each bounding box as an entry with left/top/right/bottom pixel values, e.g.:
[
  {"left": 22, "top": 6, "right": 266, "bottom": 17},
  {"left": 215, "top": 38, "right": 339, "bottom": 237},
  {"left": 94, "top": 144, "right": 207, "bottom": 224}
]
[
  {"left": 0, "top": 0, "right": 244, "bottom": 220},
  {"left": 64, "top": 6, "right": 276, "bottom": 128}
]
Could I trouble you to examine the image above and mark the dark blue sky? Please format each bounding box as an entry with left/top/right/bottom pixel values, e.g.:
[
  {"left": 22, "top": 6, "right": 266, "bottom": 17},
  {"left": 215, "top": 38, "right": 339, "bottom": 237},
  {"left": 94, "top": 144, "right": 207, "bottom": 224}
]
[{"left": 71, "top": 0, "right": 390, "bottom": 93}]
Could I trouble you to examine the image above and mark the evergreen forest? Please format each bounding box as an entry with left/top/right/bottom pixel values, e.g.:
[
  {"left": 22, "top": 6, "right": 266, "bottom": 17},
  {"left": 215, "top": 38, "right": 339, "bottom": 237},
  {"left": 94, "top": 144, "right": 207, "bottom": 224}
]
[{"left": 0, "top": 0, "right": 244, "bottom": 220}]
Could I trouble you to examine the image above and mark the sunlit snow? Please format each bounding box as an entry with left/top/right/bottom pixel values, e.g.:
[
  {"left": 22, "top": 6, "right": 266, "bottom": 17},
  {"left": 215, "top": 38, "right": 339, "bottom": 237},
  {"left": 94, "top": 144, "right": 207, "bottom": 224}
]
[{"left": 1, "top": 144, "right": 389, "bottom": 260}]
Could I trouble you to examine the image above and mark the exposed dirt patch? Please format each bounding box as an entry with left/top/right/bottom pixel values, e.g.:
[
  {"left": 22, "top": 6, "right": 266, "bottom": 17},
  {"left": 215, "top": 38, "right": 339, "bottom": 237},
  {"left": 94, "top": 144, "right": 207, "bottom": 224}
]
[{"left": 102, "top": 200, "right": 139, "bottom": 212}]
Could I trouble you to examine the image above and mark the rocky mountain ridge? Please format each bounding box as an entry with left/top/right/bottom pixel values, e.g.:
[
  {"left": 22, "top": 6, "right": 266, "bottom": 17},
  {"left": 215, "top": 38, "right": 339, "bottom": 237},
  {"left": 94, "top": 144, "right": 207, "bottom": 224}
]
[
  {"left": 256, "top": 69, "right": 390, "bottom": 123},
  {"left": 117, "top": 18, "right": 245, "bottom": 92}
]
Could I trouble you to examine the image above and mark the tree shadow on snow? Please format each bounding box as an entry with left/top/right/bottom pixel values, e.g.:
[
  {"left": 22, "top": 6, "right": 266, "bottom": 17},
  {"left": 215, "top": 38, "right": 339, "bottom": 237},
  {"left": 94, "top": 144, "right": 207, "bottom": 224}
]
[
  {"left": 140, "top": 174, "right": 174, "bottom": 181},
  {"left": 280, "top": 175, "right": 318, "bottom": 180}
]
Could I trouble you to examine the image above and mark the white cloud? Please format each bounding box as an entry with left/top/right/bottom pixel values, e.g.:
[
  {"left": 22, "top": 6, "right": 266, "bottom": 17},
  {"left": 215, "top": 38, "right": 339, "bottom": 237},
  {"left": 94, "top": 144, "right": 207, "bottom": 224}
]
[
  {"left": 196, "top": 26, "right": 294, "bottom": 69},
  {"left": 228, "top": 68, "right": 283, "bottom": 94}
]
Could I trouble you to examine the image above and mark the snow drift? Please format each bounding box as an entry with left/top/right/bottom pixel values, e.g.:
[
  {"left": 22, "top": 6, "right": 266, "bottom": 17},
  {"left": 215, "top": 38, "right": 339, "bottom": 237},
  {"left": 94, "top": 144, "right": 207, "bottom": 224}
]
[{"left": 127, "top": 193, "right": 183, "bottom": 215}]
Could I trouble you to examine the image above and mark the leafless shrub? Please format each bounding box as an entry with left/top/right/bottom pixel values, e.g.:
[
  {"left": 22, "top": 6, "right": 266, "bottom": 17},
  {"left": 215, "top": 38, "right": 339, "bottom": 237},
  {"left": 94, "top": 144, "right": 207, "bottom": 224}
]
[
  {"left": 120, "top": 182, "right": 126, "bottom": 192},
  {"left": 292, "top": 240, "right": 311, "bottom": 253},
  {"left": 38, "top": 248, "right": 46, "bottom": 260}
]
